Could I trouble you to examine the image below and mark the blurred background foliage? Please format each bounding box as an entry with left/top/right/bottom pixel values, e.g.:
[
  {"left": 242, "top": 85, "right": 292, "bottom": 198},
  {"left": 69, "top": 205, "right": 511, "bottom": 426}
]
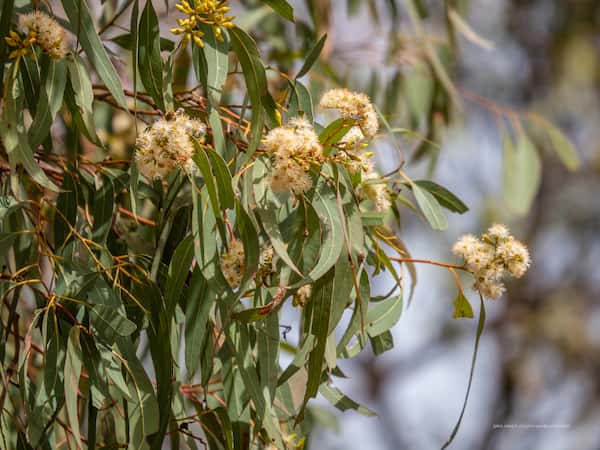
[
  {"left": 285, "top": 1, "right": 599, "bottom": 449},
  {"left": 0, "top": 0, "right": 598, "bottom": 448}
]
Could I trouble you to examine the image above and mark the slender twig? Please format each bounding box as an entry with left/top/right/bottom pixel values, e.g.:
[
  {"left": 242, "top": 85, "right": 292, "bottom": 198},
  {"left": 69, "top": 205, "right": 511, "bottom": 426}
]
[{"left": 389, "top": 256, "right": 467, "bottom": 271}]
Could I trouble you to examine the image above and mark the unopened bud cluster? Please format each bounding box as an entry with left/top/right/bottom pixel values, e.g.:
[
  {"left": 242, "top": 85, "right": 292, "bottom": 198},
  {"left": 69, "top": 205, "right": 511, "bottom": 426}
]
[
  {"left": 6, "top": 11, "right": 69, "bottom": 59},
  {"left": 293, "top": 285, "right": 312, "bottom": 308},
  {"left": 220, "top": 238, "right": 245, "bottom": 289},
  {"left": 453, "top": 224, "right": 531, "bottom": 299},
  {"left": 135, "top": 110, "right": 206, "bottom": 180},
  {"left": 263, "top": 117, "right": 323, "bottom": 196},
  {"left": 171, "top": 0, "right": 234, "bottom": 48}
]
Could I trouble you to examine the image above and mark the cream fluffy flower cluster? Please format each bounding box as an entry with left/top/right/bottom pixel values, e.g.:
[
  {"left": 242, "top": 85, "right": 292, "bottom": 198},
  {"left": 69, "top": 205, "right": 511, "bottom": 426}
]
[
  {"left": 18, "top": 11, "right": 69, "bottom": 59},
  {"left": 221, "top": 239, "right": 245, "bottom": 289},
  {"left": 453, "top": 224, "right": 531, "bottom": 299},
  {"left": 319, "top": 88, "right": 379, "bottom": 140},
  {"left": 135, "top": 110, "right": 206, "bottom": 180},
  {"left": 319, "top": 89, "right": 390, "bottom": 211},
  {"left": 263, "top": 117, "right": 323, "bottom": 195}
]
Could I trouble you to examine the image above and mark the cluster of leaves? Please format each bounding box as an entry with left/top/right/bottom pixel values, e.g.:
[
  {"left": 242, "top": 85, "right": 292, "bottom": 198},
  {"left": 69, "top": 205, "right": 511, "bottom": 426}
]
[{"left": 0, "top": 0, "right": 579, "bottom": 449}]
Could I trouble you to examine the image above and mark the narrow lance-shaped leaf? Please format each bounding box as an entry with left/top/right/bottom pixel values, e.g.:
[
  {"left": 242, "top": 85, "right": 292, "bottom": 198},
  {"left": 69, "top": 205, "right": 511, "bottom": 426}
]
[
  {"left": 28, "top": 56, "right": 67, "bottom": 149},
  {"left": 366, "top": 294, "right": 403, "bottom": 337},
  {"left": 61, "top": 0, "right": 128, "bottom": 108},
  {"left": 503, "top": 132, "right": 542, "bottom": 216},
  {"left": 296, "top": 33, "right": 326, "bottom": 79},
  {"left": 528, "top": 116, "right": 581, "bottom": 171},
  {"left": 64, "top": 326, "right": 83, "bottom": 449},
  {"left": 199, "top": 23, "right": 229, "bottom": 106},
  {"left": 288, "top": 80, "right": 314, "bottom": 123},
  {"left": 66, "top": 55, "right": 101, "bottom": 145},
  {"left": 412, "top": 181, "right": 448, "bottom": 230},
  {"left": 442, "top": 295, "right": 486, "bottom": 449},
  {"left": 229, "top": 26, "right": 267, "bottom": 161},
  {"left": 138, "top": 0, "right": 164, "bottom": 110},
  {"left": 261, "top": 0, "right": 295, "bottom": 21},
  {"left": 0, "top": 63, "right": 60, "bottom": 192},
  {"left": 184, "top": 268, "right": 214, "bottom": 377},
  {"left": 414, "top": 180, "right": 469, "bottom": 214},
  {"left": 319, "top": 383, "right": 376, "bottom": 417},
  {"left": 305, "top": 175, "right": 345, "bottom": 283}
]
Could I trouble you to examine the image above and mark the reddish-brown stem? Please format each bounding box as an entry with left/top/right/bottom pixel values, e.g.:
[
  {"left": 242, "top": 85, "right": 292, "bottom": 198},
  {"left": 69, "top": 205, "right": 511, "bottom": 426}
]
[
  {"left": 390, "top": 257, "right": 467, "bottom": 271},
  {"left": 117, "top": 207, "right": 157, "bottom": 227}
]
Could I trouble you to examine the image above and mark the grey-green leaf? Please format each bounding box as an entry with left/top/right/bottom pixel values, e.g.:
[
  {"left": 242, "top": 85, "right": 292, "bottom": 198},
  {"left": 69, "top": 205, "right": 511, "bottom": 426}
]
[
  {"left": 61, "top": 0, "right": 128, "bottom": 108},
  {"left": 412, "top": 182, "right": 448, "bottom": 230},
  {"left": 138, "top": 0, "right": 165, "bottom": 109},
  {"left": 544, "top": 122, "right": 580, "bottom": 171},
  {"left": 296, "top": 34, "right": 326, "bottom": 79},
  {"left": 261, "top": 0, "right": 295, "bottom": 21},
  {"left": 503, "top": 133, "right": 542, "bottom": 216},
  {"left": 64, "top": 327, "right": 83, "bottom": 449}
]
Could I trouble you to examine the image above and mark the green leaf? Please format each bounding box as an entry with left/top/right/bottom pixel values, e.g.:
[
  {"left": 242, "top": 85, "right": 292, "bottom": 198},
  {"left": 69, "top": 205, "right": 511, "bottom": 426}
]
[
  {"left": 229, "top": 26, "right": 267, "bottom": 160},
  {"left": 54, "top": 171, "right": 78, "bottom": 249},
  {"left": 542, "top": 121, "right": 580, "bottom": 171},
  {"left": 252, "top": 159, "right": 302, "bottom": 276},
  {"left": 226, "top": 324, "right": 282, "bottom": 444},
  {"left": 452, "top": 291, "right": 474, "bottom": 319},
  {"left": 234, "top": 201, "right": 260, "bottom": 293},
  {"left": 306, "top": 176, "right": 345, "bottom": 282},
  {"left": 370, "top": 330, "right": 394, "bottom": 355},
  {"left": 411, "top": 181, "right": 448, "bottom": 230},
  {"left": 327, "top": 250, "right": 354, "bottom": 335},
  {"left": 28, "top": 56, "right": 67, "bottom": 149},
  {"left": 299, "top": 248, "right": 353, "bottom": 420},
  {"left": 414, "top": 180, "right": 468, "bottom": 214},
  {"left": 138, "top": 0, "right": 164, "bottom": 110},
  {"left": 64, "top": 327, "right": 83, "bottom": 450},
  {"left": 442, "top": 296, "right": 486, "bottom": 449},
  {"left": 191, "top": 186, "right": 233, "bottom": 300},
  {"left": 90, "top": 304, "right": 137, "bottom": 342},
  {"left": 337, "top": 269, "right": 369, "bottom": 357},
  {"left": 366, "top": 295, "right": 403, "bottom": 337},
  {"left": 115, "top": 338, "right": 160, "bottom": 448},
  {"left": 184, "top": 268, "right": 214, "bottom": 377},
  {"left": 261, "top": 0, "right": 295, "bottom": 21},
  {"left": 199, "top": 23, "right": 229, "bottom": 106},
  {"left": 61, "top": 0, "right": 128, "bottom": 108},
  {"left": 165, "top": 235, "right": 194, "bottom": 317},
  {"left": 111, "top": 33, "right": 175, "bottom": 52},
  {"left": 66, "top": 55, "right": 101, "bottom": 145},
  {"left": 503, "top": 133, "right": 542, "bottom": 216},
  {"left": 257, "top": 299, "right": 279, "bottom": 402},
  {"left": 277, "top": 335, "right": 316, "bottom": 386},
  {"left": 193, "top": 145, "right": 222, "bottom": 215},
  {"left": 319, "top": 383, "right": 376, "bottom": 417},
  {"left": 91, "top": 175, "right": 115, "bottom": 244},
  {"left": 206, "top": 149, "right": 235, "bottom": 210},
  {"left": 296, "top": 34, "right": 326, "bottom": 79},
  {"left": 0, "top": 65, "right": 60, "bottom": 192},
  {"left": 319, "top": 118, "right": 354, "bottom": 156},
  {"left": 288, "top": 80, "right": 314, "bottom": 123}
]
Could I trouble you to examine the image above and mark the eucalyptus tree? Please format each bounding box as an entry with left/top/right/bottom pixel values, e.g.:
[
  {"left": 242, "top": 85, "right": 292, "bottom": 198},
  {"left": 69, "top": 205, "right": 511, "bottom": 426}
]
[{"left": 0, "top": 0, "right": 577, "bottom": 449}]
